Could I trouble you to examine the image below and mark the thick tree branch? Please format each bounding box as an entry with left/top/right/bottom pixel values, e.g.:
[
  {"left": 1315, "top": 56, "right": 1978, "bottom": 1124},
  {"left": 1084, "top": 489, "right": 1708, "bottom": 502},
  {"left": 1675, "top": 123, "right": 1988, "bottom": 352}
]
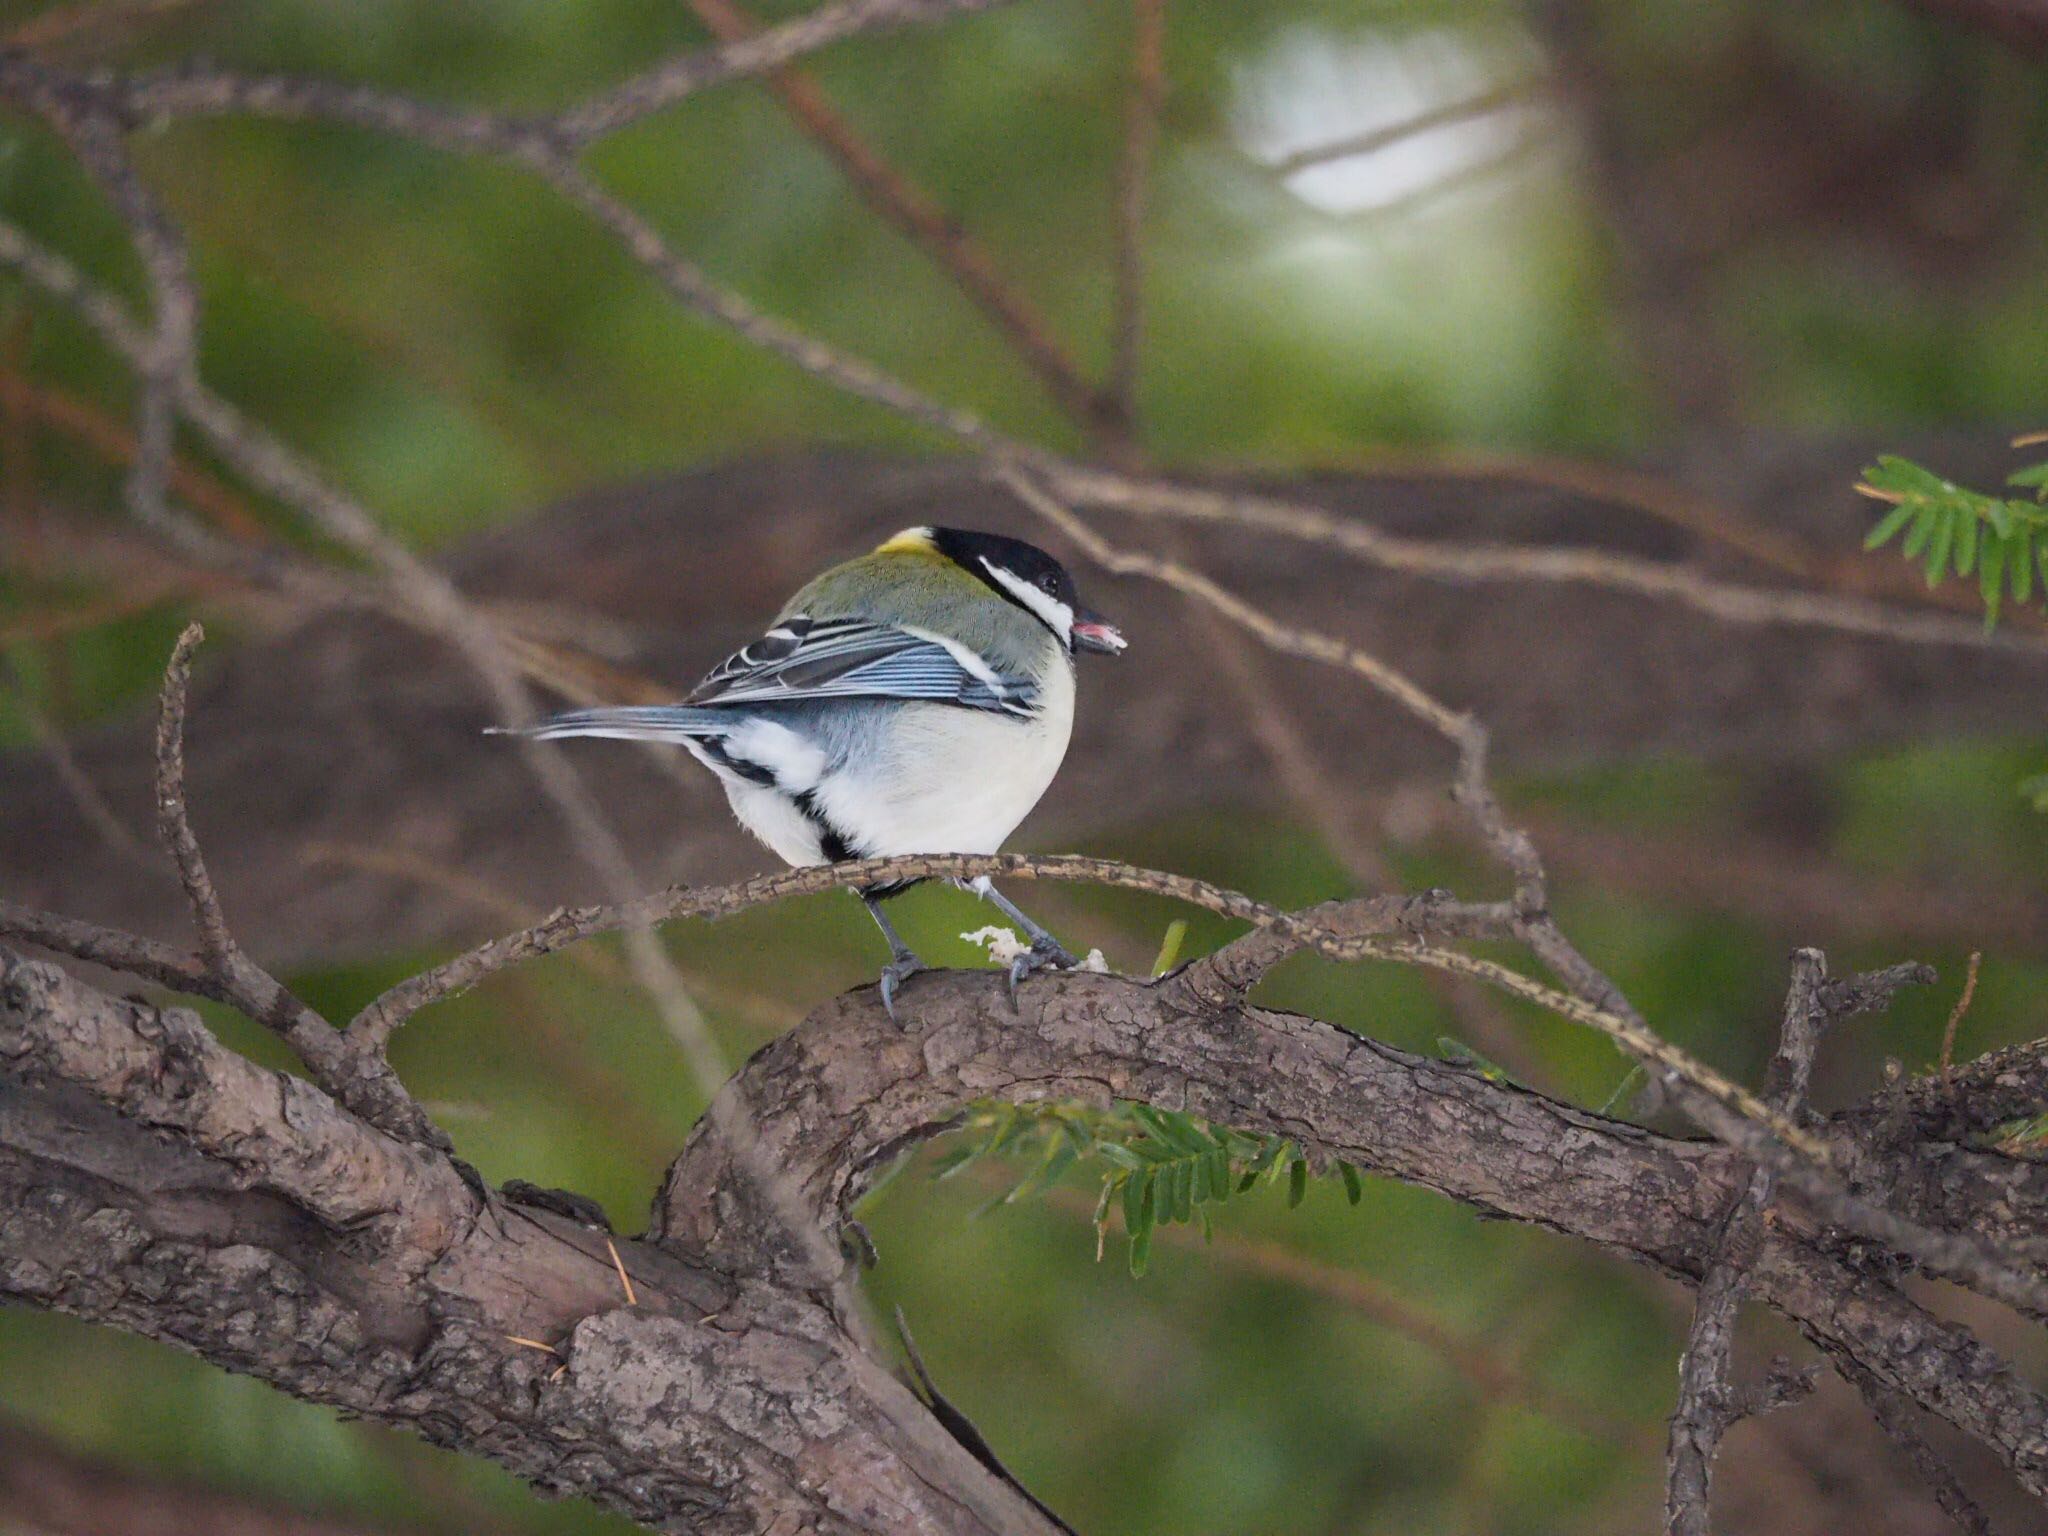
[
  {"left": 9, "top": 910, "right": 2048, "bottom": 1530},
  {"left": 0, "top": 949, "right": 1061, "bottom": 1536}
]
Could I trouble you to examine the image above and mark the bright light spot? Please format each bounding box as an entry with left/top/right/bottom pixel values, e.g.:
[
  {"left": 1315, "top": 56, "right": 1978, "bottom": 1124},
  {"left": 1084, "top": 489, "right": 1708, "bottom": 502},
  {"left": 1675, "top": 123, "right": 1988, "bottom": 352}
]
[{"left": 1230, "top": 25, "right": 1551, "bottom": 218}]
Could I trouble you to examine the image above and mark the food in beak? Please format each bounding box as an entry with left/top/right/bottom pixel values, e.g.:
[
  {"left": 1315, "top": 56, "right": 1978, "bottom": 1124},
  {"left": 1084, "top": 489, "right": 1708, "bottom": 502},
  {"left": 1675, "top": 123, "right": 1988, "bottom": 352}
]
[{"left": 1073, "top": 615, "right": 1126, "bottom": 654}]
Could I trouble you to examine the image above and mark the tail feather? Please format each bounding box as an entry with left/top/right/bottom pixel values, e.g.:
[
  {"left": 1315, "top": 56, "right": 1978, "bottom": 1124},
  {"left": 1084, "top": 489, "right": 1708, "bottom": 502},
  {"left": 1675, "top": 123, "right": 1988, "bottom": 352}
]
[{"left": 486, "top": 705, "right": 727, "bottom": 744}]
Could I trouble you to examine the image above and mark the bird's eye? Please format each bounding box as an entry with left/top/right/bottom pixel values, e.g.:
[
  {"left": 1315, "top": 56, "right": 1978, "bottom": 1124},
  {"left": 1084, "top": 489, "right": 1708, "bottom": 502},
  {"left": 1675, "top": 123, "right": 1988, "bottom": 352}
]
[{"left": 1038, "top": 574, "right": 1058, "bottom": 593}]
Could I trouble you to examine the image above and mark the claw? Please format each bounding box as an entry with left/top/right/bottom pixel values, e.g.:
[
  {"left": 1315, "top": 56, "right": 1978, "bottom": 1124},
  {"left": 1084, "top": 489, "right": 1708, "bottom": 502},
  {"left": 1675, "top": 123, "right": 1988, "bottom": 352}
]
[
  {"left": 879, "top": 951, "right": 928, "bottom": 1022},
  {"left": 1005, "top": 931, "right": 1075, "bottom": 1010}
]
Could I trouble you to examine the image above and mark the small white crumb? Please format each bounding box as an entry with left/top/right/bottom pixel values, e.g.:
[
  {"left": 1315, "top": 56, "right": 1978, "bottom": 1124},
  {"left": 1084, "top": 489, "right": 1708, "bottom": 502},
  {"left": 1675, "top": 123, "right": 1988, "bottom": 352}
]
[
  {"left": 960, "top": 925, "right": 1032, "bottom": 965},
  {"left": 960, "top": 928, "right": 1112, "bottom": 974}
]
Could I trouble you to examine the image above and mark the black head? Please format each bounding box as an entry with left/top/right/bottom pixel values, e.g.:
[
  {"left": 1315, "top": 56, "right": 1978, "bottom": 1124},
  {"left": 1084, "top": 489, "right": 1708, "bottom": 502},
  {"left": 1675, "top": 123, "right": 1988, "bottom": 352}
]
[{"left": 922, "top": 526, "right": 1126, "bottom": 655}]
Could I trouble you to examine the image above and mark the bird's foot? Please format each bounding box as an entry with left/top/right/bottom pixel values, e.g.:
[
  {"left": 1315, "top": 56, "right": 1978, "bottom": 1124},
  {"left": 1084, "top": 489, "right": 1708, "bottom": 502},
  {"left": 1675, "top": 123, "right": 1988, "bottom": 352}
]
[
  {"left": 879, "top": 950, "right": 929, "bottom": 1023},
  {"left": 1006, "top": 931, "right": 1076, "bottom": 1010}
]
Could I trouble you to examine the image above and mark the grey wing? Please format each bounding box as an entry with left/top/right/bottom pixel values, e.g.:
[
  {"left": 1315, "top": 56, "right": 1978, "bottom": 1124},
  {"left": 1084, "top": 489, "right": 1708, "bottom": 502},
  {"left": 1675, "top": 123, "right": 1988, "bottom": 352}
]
[{"left": 687, "top": 615, "right": 1037, "bottom": 716}]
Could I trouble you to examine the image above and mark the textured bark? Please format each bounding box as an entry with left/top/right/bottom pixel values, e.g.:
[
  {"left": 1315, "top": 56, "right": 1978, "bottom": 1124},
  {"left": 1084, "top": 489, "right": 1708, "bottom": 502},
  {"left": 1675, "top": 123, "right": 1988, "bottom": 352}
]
[
  {"left": 4, "top": 434, "right": 2045, "bottom": 969},
  {"left": 0, "top": 950, "right": 1056, "bottom": 1536},
  {"left": 9, "top": 939, "right": 2046, "bottom": 1534}
]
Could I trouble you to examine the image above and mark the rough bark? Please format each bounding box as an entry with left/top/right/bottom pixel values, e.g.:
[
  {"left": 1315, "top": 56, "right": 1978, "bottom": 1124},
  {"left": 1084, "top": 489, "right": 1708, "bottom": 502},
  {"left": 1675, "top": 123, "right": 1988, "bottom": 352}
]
[
  {"left": 5, "top": 433, "right": 2045, "bottom": 969},
  {"left": 7, "top": 942, "right": 2047, "bottom": 1532}
]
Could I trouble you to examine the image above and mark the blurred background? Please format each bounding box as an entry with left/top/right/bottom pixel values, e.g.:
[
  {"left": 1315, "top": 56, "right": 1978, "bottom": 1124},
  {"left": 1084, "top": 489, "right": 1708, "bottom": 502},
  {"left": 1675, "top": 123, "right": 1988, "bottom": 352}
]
[{"left": 4, "top": 0, "right": 2048, "bottom": 1532}]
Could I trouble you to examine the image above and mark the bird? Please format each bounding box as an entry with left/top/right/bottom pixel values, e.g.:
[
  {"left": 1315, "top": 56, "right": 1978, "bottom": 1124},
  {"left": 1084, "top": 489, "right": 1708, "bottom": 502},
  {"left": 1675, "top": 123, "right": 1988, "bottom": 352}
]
[{"left": 494, "top": 524, "right": 1125, "bottom": 1016}]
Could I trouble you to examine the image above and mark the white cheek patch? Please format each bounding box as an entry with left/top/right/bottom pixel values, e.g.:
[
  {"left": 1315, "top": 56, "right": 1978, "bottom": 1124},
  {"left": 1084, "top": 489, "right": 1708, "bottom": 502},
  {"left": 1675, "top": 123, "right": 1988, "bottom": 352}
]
[{"left": 982, "top": 558, "right": 1074, "bottom": 644}]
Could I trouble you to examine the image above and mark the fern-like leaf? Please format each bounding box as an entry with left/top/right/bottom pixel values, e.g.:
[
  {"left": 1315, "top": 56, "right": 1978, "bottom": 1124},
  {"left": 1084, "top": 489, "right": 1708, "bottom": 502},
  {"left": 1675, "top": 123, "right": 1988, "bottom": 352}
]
[{"left": 1858, "top": 449, "right": 2048, "bottom": 630}]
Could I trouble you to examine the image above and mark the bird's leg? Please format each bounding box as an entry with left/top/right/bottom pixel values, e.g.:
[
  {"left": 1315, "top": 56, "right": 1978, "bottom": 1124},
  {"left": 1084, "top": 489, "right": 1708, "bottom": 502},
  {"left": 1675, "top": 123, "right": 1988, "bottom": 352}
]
[
  {"left": 863, "top": 894, "right": 928, "bottom": 1022},
  {"left": 963, "top": 876, "right": 1076, "bottom": 1005}
]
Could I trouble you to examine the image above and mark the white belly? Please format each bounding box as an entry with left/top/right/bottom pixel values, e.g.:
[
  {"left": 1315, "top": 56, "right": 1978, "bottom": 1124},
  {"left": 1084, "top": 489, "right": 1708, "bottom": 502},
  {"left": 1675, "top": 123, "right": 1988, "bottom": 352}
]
[{"left": 815, "top": 661, "right": 1074, "bottom": 860}]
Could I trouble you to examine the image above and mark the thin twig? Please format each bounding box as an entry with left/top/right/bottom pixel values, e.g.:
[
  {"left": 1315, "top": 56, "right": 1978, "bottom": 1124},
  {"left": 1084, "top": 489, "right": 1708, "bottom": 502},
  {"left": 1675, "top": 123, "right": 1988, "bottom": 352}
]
[
  {"left": 348, "top": 850, "right": 1510, "bottom": 1044},
  {"left": 1840, "top": 1362, "right": 2002, "bottom": 1536},
  {"left": 1666, "top": 950, "right": 1824, "bottom": 1536},
  {"left": 10, "top": 72, "right": 195, "bottom": 537},
  {"left": 153, "top": 622, "right": 235, "bottom": 974},
  {"left": 1046, "top": 463, "right": 2048, "bottom": 657},
  {"left": 675, "top": 0, "right": 1113, "bottom": 442},
  {"left": 1267, "top": 80, "right": 1540, "bottom": 176},
  {"left": 17, "top": 49, "right": 2048, "bottom": 660},
  {"left": 604, "top": 1235, "right": 640, "bottom": 1308},
  {"left": 1666, "top": 950, "right": 1937, "bottom": 1535},
  {"left": 555, "top": 0, "right": 1011, "bottom": 143},
  {"left": 1941, "top": 950, "right": 1984, "bottom": 1088}
]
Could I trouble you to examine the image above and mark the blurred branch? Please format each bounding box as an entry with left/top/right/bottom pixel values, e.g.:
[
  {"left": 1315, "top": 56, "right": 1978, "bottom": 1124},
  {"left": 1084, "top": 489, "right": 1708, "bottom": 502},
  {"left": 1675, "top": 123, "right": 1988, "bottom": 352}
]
[
  {"left": 0, "top": 361, "right": 265, "bottom": 536},
  {"left": 1046, "top": 463, "right": 2048, "bottom": 656},
  {"left": 1840, "top": 1363, "right": 2004, "bottom": 1536},
  {"left": 1106, "top": 0, "right": 1166, "bottom": 450},
  {"left": 556, "top": 0, "right": 1012, "bottom": 142},
  {"left": 1266, "top": 80, "right": 1538, "bottom": 176},
  {"left": 9, "top": 51, "right": 2038, "bottom": 654},
  {"left": 676, "top": 0, "right": 1120, "bottom": 446}
]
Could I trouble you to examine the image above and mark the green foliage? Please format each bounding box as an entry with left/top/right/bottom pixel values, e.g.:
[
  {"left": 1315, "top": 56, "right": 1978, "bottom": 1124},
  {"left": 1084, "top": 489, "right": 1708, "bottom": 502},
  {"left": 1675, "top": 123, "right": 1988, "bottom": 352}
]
[
  {"left": 1986, "top": 1114, "right": 2048, "bottom": 1157},
  {"left": 1858, "top": 450, "right": 2048, "bottom": 626},
  {"left": 1149, "top": 919, "right": 1190, "bottom": 977},
  {"left": 931, "top": 1100, "right": 1363, "bottom": 1277}
]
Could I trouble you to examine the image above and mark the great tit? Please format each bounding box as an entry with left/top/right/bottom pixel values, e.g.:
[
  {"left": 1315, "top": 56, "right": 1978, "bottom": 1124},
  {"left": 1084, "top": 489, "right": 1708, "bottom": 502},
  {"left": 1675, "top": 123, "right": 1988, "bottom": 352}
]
[{"left": 498, "top": 524, "right": 1125, "bottom": 1014}]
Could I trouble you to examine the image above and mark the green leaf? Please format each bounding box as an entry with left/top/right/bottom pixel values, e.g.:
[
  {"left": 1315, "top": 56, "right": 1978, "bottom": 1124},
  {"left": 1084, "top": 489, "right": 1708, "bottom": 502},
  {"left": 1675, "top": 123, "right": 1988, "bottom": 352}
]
[
  {"left": 1092, "top": 1175, "right": 1115, "bottom": 1229},
  {"left": 1955, "top": 507, "right": 1979, "bottom": 574},
  {"left": 1122, "top": 1170, "right": 1148, "bottom": 1237},
  {"left": 1009, "top": 1137, "right": 1079, "bottom": 1203},
  {"left": 1862, "top": 499, "right": 1918, "bottom": 550},
  {"left": 930, "top": 1144, "right": 982, "bottom": 1181},
  {"left": 1246, "top": 1138, "right": 1285, "bottom": 1179},
  {"left": 1150, "top": 918, "right": 1188, "bottom": 978},
  {"left": 1864, "top": 455, "right": 1952, "bottom": 498},
  {"left": 1173, "top": 1159, "right": 1195, "bottom": 1223},
  {"left": 2007, "top": 463, "right": 2048, "bottom": 492},
  {"left": 1925, "top": 510, "right": 1955, "bottom": 586},
  {"left": 1287, "top": 1156, "right": 1309, "bottom": 1209},
  {"left": 1340, "top": 1162, "right": 1363, "bottom": 1206},
  {"left": 1128, "top": 1224, "right": 1152, "bottom": 1278},
  {"left": 1901, "top": 504, "right": 1937, "bottom": 560},
  {"left": 1096, "top": 1142, "right": 1147, "bottom": 1173},
  {"left": 1981, "top": 535, "right": 2006, "bottom": 626},
  {"left": 2011, "top": 531, "right": 2035, "bottom": 605},
  {"left": 1207, "top": 1148, "right": 1232, "bottom": 1203}
]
